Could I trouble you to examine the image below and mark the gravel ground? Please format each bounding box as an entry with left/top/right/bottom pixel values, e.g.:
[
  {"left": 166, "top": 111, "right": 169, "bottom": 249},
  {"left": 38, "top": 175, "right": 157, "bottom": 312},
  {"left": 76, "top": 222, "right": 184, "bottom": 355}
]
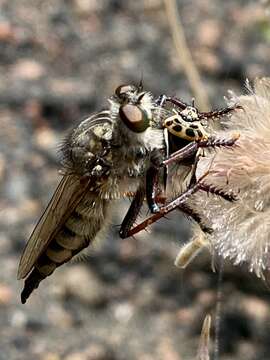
[{"left": 1, "top": 0, "right": 270, "bottom": 359}]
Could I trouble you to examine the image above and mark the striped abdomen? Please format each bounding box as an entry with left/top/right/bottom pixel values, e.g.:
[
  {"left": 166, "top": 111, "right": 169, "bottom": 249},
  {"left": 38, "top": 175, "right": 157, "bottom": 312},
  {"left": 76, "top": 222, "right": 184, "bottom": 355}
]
[{"left": 21, "top": 193, "right": 107, "bottom": 304}]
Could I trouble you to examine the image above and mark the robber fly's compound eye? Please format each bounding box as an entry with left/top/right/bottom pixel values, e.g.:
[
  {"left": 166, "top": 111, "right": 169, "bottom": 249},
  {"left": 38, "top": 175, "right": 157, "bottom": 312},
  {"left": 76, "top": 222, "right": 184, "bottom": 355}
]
[
  {"left": 115, "top": 84, "right": 138, "bottom": 100},
  {"left": 119, "top": 104, "right": 150, "bottom": 133},
  {"left": 181, "top": 106, "right": 199, "bottom": 122}
]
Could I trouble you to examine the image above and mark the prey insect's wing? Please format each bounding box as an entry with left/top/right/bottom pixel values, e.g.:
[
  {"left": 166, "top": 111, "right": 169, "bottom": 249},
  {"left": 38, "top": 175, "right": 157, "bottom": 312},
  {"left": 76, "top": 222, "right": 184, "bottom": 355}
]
[
  {"left": 17, "top": 175, "right": 92, "bottom": 280},
  {"left": 18, "top": 110, "right": 114, "bottom": 280}
]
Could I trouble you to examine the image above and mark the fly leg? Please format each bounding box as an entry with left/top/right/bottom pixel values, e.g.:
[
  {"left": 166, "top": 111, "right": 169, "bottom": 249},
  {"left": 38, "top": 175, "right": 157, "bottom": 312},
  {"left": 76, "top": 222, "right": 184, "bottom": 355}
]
[
  {"left": 125, "top": 169, "right": 238, "bottom": 237},
  {"left": 146, "top": 166, "right": 160, "bottom": 213},
  {"left": 120, "top": 149, "right": 164, "bottom": 239},
  {"left": 145, "top": 149, "right": 165, "bottom": 214},
  {"left": 119, "top": 185, "right": 146, "bottom": 239},
  {"left": 124, "top": 171, "right": 210, "bottom": 237}
]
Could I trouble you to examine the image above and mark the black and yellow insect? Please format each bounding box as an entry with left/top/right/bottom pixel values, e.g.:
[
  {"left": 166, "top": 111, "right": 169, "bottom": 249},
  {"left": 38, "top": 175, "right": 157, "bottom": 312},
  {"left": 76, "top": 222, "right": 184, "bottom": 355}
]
[{"left": 163, "top": 107, "right": 207, "bottom": 142}]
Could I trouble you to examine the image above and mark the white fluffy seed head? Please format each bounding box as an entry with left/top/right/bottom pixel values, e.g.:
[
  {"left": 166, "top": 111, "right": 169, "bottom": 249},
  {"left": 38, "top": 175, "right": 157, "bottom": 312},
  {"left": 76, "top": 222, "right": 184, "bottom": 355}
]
[{"left": 191, "top": 78, "right": 270, "bottom": 277}]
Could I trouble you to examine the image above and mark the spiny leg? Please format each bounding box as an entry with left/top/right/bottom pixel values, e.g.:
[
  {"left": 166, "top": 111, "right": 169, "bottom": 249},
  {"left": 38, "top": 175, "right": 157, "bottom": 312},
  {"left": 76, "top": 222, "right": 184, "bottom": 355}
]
[
  {"left": 119, "top": 185, "right": 146, "bottom": 239},
  {"left": 198, "top": 104, "right": 243, "bottom": 120},
  {"left": 124, "top": 169, "right": 238, "bottom": 238},
  {"left": 198, "top": 182, "right": 237, "bottom": 202},
  {"left": 165, "top": 146, "right": 203, "bottom": 225},
  {"left": 124, "top": 172, "right": 209, "bottom": 238},
  {"left": 156, "top": 94, "right": 242, "bottom": 120},
  {"left": 178, "top": 203, "right": 212, "bottom": 234},
  {"left": 119, "top": 190, "right": 167, "bottom": 240},
  {"left": 163, "top": 135, "right": 239, "bottom": 167},
  {"left": 187, "top": 181, "right": 238, "bottom": 231}
]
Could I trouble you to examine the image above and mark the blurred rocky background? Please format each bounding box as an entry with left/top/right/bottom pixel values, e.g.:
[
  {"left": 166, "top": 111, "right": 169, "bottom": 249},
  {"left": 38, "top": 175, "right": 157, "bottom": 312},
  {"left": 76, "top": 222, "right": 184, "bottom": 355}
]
[{"left": 1, "top": 0, "right": 270, "bottom": 359}]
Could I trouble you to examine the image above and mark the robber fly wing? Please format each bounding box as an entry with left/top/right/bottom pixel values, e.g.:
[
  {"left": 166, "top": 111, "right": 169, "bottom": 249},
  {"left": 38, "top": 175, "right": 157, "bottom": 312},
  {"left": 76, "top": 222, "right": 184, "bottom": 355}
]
[
  {"left": 18, "top": 109, "right": 115, "bottom": 280},
  {"left": 17, "top": 175, "right": 92, "bottom": 280}
]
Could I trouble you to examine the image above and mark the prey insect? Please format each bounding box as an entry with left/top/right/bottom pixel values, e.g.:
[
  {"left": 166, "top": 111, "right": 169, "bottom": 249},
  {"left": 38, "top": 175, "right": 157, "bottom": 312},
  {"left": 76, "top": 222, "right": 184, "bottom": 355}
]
[
  {"left": 17, "top": 84, "right": 167, "bottom": 304},
  {"left": 119, "top": 95, "right": 241, "bottom": 239}
]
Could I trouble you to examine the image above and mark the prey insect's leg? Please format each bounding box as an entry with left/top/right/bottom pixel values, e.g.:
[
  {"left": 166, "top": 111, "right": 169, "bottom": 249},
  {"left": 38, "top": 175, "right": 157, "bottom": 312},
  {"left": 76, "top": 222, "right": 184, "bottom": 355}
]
[
  {"left": 175, "top": 177, "right": 238, "bottom": 234},
  {"left": 198, "top": 183, "right": 237, "bottom": 202},
  {"left": 163, "top": 135, "right": 240, "bottom": 167},
  {"left": 198, "top": 104, "right": 243, "bottom": 120},
  {"left": 119, "top": 185, "right": 146, "bottom": 238},
  {"left": 157, "top": 95, "right": 242, "bottom": 118},
  {"left": 178, "top": 203, "right": 213, "bottom": 234},
  {"left": 156, "top": 95, "right": 188, "bottom": 110}
]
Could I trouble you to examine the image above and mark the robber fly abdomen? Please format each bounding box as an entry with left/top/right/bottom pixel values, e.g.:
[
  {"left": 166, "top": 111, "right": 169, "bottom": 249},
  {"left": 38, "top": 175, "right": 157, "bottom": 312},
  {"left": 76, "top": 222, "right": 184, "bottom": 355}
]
[{"left": 21, "top": 187, "right": 107, "bottom": 304}]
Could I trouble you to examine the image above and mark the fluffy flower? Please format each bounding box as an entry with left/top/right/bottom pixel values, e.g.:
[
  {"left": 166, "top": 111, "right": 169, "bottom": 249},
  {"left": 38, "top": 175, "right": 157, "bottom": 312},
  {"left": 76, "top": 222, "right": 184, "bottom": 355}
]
[{"left": 190, "top": 78, "right": 270, "bottom": 277}]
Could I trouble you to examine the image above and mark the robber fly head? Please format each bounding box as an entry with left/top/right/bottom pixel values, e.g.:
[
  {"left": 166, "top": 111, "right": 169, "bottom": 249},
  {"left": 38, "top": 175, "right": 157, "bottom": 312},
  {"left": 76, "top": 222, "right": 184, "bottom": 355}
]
[{"left": 114, "top": 84, "right": 154, "bottom": 133}]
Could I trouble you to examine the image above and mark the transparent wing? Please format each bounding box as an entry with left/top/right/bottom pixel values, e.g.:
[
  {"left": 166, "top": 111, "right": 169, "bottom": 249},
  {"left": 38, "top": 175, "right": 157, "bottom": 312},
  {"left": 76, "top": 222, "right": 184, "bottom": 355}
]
[
  {"left": 18, "top": 110, "right": 114, "bottom": 280},
  {"left": 17, "top": 175, "right": 92, "bottom": 279}
]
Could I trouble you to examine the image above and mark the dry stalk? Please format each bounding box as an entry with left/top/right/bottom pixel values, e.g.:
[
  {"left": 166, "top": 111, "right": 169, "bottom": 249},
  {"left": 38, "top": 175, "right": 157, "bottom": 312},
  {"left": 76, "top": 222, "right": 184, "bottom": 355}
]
[{"left": 164, "top": 0, "right": 211, "bottom": 111}]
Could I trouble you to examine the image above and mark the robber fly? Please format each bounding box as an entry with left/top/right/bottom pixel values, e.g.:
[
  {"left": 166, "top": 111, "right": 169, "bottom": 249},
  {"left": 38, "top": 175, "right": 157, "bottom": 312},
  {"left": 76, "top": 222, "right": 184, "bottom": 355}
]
[
  {"left": 17, "top": 84, "right": 167, "bottom": 304},
  {"left": 119, "top": 95, "right": 241, "bottom": 239}
]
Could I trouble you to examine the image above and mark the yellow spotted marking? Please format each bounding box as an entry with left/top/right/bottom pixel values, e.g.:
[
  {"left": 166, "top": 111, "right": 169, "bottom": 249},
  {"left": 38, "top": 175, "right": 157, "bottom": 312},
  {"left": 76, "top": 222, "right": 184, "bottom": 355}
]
[{"left": 164, "top": 115, "right": 208, "bottom": 141}]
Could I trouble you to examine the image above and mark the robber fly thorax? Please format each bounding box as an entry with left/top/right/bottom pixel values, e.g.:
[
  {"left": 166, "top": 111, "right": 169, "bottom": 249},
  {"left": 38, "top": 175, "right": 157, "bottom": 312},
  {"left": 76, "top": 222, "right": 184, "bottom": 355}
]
[{"left": 17, "top": 84, "right": 167, "bottom": 304}]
